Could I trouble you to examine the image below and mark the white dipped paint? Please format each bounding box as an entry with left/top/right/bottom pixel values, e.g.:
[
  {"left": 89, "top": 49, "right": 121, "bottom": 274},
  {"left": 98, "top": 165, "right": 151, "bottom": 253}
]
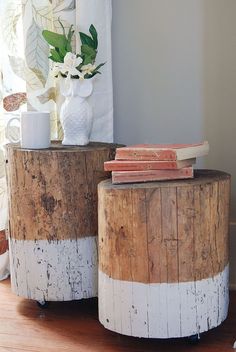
[
  {"left": 99, "top": 265, "right": 229, "bottom": 338},
  {"left": 9, "top": 237, "right": 98, "bottom": 301}
]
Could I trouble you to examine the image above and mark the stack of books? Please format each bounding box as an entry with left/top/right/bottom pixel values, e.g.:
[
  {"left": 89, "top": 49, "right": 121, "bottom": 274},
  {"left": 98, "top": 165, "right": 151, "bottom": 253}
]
[{"left": 104, "top": 142, "right": 209, "bottom": 184}]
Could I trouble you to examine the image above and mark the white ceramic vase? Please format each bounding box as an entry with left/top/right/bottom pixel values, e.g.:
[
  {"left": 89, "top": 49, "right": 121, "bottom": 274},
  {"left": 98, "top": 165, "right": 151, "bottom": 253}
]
[{"left": 59, "top": 78, "right": 93, "bottom": 146}]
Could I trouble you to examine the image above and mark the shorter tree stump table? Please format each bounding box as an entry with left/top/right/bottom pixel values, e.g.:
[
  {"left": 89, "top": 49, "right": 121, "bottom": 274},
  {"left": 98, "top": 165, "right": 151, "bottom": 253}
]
[
  {"left": 6, "top": 142, "right": 118, "bottom": 302},
  {"left": 98, "top": 170, "right": 230, "bottom": 338}
]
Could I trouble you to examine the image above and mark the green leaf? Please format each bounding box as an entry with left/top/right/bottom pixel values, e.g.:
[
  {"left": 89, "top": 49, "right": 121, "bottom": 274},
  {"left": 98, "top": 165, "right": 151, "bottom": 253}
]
[
  {"left": 95, "top": 62, "right": 105, "bottom": 71},
  {"left": 58, "top": 46, "right": 67, "bottom": 58},
  {"left": 53, "top": 19, "right": 76, "bottom": 52},
  {"left": 67, "top": 25, "right": 74, "bottom": 43},
  {"left": 58, "top": 17, "right": 66, "bottom": 37},
  {"left": 89, "top": 63, "right": 105, "bottom": 78},
  {"left": 42, "top": 30, "right": 67, "bottom": 51},
  {"left": 89, "top": 24, "right": 98, "bottom": 49},
  {"left": 90, "top": 71, "right": 100, "bottom": 78},
  {"left": 66, "top": 25, "right": 74, "bottom": 52},
  {"left": 84, "top": 73, "right": 93, "bottom": 79},
  {"left": 50, "top": 48, "right": 63, "bottom": 62},
  {"left": 83, "top": 55, "right": 93, "bottom": 65},
  {"left": 79, "top": 32, "right": 95, "bottom": 49},
  {"left": 66, "top": 42, "right": 72, "bottom": 52},
  {"left": 81, "top": 44, "right": 96, "bottom": 61},
  {"left": 48, "top": 55, "right": 59, "bottom": 62}
]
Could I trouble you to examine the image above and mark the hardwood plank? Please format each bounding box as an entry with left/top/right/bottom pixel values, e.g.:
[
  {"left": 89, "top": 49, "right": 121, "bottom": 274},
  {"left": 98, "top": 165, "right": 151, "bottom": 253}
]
[
  {"left": 160, "top": 187, "right": 178, "bottom": 283},
  {"left": 146, "top": 188, "right": 162, "bottom": 283},
  {"left": 0, "top": 279, "right": 236, "bottom": 351},
  {"left": 131, "top": 188, "right": 149, "bottom": 283},
  {"left": 177, "top": 186, "right": 195, "bottom": 282}
]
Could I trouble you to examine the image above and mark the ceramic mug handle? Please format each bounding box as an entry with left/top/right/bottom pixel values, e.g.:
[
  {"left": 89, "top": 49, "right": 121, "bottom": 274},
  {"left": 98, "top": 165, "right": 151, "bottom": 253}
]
[{"left": 6, "top": 117, "right": 21, "bottom": 143}]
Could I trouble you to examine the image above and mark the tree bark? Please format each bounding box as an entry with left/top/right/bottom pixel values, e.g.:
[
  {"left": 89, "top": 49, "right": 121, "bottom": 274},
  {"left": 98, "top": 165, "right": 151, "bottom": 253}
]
[
  {"left": 98, "top": 170, "right": 231, "bottom": 338},
  {"left": 6, "top": 142, "right": 120, "bottom": 301}
]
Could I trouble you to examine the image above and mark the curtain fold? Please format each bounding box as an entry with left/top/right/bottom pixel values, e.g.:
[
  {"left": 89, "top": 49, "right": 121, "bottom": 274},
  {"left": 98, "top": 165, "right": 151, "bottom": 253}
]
[{"left": 0, "top": 0, "right": 113, "bottom": 280}]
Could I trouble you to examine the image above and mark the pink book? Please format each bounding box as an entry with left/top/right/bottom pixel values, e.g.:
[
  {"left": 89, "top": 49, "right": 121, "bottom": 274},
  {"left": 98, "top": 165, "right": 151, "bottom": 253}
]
[
  {"left": 112, "top": 167, "right": 194, "bottom": 184},
  {"left": 104, "top": 158, "right": 196, "bottom": 171},
  {"left": 115, "top": 142, "right": 209, "bottom": 161}
]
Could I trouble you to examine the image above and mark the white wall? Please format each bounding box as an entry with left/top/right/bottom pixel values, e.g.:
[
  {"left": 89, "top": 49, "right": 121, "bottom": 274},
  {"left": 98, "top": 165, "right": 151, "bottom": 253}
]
[
  {"left": 202, "top": 1, "right": 236, "bottom": 217},
  {"left": 112, "top": 0, "right": 236, "bottom": 285},
  {"left": 112, "top": 0, "right": 205, "bottom": 146}
]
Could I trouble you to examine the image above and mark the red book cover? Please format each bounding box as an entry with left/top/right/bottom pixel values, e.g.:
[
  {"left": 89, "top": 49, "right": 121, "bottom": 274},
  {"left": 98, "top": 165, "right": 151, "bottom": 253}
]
[
  {"left": 104, "top": 158, "right": 196, "bottom": 171},
  {"left": 112, "top": 167, "right": 194, "bottom": 184},
  {"left": 115, "top": 142, "right": 209, "bottom": 161}
]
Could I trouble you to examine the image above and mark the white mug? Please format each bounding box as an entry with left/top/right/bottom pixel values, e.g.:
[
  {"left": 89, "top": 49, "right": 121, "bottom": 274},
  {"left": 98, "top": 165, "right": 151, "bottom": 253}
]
[{"left": 6, "top": 111, "right": 51, "bottom": 149}]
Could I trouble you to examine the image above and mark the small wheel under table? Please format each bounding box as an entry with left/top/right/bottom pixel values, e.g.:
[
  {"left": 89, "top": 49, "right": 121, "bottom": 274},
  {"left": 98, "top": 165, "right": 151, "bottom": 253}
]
[
  {"left": 37, "top": 300, "right": 49, "bottom": 309},
  {"left": 187, "top": 334, "right": 201, "bottom": 344}
]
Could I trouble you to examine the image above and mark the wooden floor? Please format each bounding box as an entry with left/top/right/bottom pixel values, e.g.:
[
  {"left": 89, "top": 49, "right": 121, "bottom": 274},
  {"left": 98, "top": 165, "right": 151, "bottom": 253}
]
[{"left": 0, "top": 278, "right": 236, "bottom": 352}]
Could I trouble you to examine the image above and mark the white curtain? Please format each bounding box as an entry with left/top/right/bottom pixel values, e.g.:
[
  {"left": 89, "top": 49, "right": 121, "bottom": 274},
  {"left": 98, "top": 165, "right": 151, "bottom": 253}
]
[
  {"left": 77, "top": 0, "right": 113, "bottom": 142},
  {"left": 0, "top": 0, "right": 113, "bottom": 280}
]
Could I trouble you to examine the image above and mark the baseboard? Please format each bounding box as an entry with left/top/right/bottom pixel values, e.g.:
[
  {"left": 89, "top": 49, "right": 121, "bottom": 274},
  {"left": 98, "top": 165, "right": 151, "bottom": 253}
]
[{"left": 229, "top": 222, "right": 236, "bottom": 290}]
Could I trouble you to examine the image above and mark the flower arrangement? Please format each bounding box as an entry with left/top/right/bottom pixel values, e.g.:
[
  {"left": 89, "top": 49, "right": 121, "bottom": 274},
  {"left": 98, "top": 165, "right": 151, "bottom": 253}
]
[{"left": 42, "top": 21, "right": 105, "bottom": 81}]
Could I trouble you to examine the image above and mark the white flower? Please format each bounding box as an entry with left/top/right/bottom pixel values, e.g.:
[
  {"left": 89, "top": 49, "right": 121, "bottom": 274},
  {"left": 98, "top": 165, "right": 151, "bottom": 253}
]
[
  {"left": 50, "top": 53, "right": 97, "bottom": 81},
  {"left": 81, "top": 64, "right": 96, "bottom": 76},
  {"left": 51, "top": 64, "right": 61, "bottom": 77},
  {"left": 55, "top": 52, "right": 83, "bottom": 78},
  {"left": 62, "top": 52, "right": 83, "bottom": 76}
]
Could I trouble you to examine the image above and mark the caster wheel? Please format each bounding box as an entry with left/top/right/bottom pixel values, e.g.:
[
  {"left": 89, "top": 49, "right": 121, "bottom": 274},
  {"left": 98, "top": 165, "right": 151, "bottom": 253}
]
[
  {"left": 37, "top": 300, "right": 49, "bottom": 309},
  {"left": 187, "top": 334, "right": 201, "bottom": 345}
]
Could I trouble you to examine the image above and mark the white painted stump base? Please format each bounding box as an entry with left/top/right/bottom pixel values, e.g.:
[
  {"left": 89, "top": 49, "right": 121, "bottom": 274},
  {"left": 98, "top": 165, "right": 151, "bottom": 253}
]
[
  {"left": 9, "top": 237, "right": 98, "bottom": 301},
  {"left": 99, "top": 265, "right": 229, "bottom": 338}
]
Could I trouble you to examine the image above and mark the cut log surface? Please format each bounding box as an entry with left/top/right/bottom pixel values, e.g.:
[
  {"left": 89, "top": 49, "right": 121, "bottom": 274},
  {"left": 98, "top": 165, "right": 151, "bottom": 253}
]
[
  {"left": 98, "top": 169, "right": 231, "bottom": 338},
  {"left": 6, "top": 141, "right": 119, "bottom": 301}
]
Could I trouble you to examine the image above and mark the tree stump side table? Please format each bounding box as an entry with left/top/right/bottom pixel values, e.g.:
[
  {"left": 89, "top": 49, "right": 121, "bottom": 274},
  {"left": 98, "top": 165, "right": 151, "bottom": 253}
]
[
  {"left": 98, "top": 170, "right": 230, "bottom": 338},
  {"left": 6, "top": 142, "right": 119, "bottom": 302}
]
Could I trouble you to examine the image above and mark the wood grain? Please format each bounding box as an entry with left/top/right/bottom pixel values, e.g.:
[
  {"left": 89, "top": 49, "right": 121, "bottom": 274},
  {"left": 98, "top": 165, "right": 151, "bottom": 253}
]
[
  {"left": 177, "top": 186, "right": 195, "bottom": 282},
  {"left": 98, "top": 170, "right": 230, "bottom": 284},
  {"left": 131, "top": 188, "right": 149, "bottom": 283},
  {"left": 146, "top": 188, "right": 162, "bottom": 283},
  {"left": 161, "top": 187, "right": 178, "bottom": 283},
  {"left": 6, "top": 142, "right": 119, "bottom": 241}
]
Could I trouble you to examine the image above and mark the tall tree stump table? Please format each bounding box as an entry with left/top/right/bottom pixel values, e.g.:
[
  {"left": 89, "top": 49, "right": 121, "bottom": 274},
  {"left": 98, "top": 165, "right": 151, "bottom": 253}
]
[
  {"left": 98, "top": 170, "right": 230, "bottom": 338},
  {"left": 6, "top": 142, "right": 118, "bottom": 303}
]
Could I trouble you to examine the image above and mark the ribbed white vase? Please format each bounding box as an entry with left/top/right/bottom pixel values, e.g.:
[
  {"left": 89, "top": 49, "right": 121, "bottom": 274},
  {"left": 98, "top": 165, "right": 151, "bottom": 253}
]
[{"left": 60, "top": 78, "right": 93, "bottom": 146}]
